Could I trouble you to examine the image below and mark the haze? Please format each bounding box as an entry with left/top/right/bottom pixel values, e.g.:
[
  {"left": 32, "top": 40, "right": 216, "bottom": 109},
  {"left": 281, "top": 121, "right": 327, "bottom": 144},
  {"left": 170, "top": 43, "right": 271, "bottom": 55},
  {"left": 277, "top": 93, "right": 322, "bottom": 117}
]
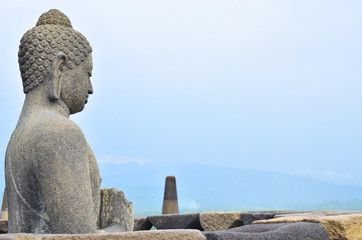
[{"left": 1, "top": 1, "right": 362, "bottom": 207}]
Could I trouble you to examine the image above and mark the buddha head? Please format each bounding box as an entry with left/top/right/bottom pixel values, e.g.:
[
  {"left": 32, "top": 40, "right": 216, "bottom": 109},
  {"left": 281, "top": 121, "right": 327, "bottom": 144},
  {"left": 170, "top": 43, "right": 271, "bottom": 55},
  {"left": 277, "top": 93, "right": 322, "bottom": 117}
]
[{"left": 18, "top": 9, "right": 93, "bottom": 114}]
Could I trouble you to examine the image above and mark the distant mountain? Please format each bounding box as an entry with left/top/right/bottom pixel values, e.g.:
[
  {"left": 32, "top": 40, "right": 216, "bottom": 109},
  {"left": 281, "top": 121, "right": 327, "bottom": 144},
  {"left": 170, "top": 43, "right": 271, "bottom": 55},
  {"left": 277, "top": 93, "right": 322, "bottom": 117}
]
[{"left": 99, "top": 162, "right": 362, "bottom": 215}]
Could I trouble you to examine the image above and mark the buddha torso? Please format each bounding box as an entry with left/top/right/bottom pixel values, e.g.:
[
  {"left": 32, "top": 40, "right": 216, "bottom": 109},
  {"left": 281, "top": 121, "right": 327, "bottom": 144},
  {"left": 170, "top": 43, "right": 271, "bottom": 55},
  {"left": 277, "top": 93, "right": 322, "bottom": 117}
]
[{"left": 5, "top": 106, "right": 101, "bottom": 233}]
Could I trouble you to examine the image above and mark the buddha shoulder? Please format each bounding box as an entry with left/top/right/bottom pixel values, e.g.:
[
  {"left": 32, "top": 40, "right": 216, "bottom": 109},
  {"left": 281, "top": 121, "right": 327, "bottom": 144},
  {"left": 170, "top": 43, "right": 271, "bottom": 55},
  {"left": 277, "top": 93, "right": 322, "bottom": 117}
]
[{"left": 28, "top": 111, "right": 86, "bottom": 144}]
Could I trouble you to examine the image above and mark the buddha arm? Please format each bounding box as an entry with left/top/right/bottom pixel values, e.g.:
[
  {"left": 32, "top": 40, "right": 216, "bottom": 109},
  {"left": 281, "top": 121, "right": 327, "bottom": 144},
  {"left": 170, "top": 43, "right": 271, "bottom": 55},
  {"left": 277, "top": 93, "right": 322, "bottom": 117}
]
[{"left": 34, "top": 121, "right": 97, "bottom": 234}]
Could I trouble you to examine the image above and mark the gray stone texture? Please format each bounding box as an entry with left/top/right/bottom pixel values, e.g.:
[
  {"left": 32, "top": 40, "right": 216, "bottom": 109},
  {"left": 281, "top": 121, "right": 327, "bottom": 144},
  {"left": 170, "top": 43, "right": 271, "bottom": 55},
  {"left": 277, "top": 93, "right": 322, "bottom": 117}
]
[
  {"left": 99, "top": 188, "right": 134, "bottom": 232},
  {"left": 203, "top": 222, "right": 330, "bottom": 240},
  {"left": 134, "top": 216, "right": 152, "bottom": 231},
  {"left": 0, "top": 230, "right": 207, "bottom": 240},
  {"left": 148, "top": 214, "right": 203, "bottom": 230},
  {"left": 5, "top": 9, "right": 100, "bottom": 234}
]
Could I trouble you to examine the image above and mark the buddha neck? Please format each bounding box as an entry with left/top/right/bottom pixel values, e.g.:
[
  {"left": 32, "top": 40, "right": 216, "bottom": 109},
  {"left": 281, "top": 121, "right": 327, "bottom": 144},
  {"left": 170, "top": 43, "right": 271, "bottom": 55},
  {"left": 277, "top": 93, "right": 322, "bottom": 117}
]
[{"left": 19, "top": 83, "right": 70, "bottom": 121}]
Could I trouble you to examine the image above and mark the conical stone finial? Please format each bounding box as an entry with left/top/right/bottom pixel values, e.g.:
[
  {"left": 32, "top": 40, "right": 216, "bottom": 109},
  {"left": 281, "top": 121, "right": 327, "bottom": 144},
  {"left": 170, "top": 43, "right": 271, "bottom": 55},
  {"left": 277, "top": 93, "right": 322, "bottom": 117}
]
[
  {"left": 162, "top": 176, "right": 179, "bottom": 214},
  {"left": 0, "top": 188, "right": 8, "bottom": 220}
]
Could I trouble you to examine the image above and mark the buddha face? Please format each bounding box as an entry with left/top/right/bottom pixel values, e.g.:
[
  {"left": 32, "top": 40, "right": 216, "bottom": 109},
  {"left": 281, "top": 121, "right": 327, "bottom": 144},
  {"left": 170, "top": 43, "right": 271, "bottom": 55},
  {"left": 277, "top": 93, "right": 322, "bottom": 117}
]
[{"left": 60, "top": 54, "right": 93, "bottom": 114}]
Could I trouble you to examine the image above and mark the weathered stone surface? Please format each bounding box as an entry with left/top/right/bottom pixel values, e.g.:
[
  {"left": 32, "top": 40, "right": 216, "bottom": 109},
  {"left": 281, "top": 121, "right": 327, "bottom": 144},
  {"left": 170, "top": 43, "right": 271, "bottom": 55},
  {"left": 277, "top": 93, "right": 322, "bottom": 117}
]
[
  {"left": 148, "top": 214, "right": 203, "bottom": 230},
  {"left": 5, "top": 9, "right": 101, "bottom": 234},
  {"left": 254, "top": 213, "right": 362, "bottom": 240},
  {"left": 0, "top": 220, "right": 8, "bottom": 233},
  {"left": 134, "top": 216, "right": 152, "bottom": 231},
  {"left": 162, "top": 176, "right": 179, "bottom": 214},
  {"left": 99, "top": 188, "right": 134, "bottom": 232},
  {"left": 274, "top": 210, "right": 362, "bottom": 218},
  {"left": 200, "top": 212, "right": 243, "bottom": 231},
  {"left": 0, "top": 230, "right": 207, "bottom": 240},
  {"left": 203, "top": 222, "right": 329, "bottom": 240},
  {"left": 240, "top": 210, "right": 306, "bottom": 225}
]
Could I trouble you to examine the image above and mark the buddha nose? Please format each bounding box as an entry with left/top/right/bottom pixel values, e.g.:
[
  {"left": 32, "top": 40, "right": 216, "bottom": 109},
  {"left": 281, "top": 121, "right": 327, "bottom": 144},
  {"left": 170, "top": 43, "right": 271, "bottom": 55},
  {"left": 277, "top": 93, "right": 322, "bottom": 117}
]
[{"left": 88, "top": 80, "right": 93, "bottom": 94}]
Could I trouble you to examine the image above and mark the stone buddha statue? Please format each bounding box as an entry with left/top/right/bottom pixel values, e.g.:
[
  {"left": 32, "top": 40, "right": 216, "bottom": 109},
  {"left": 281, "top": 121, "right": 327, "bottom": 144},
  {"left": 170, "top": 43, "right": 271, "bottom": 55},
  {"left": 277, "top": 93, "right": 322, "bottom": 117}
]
[{"left": 5, "top": 9, "right": 101, "bottom": 234}]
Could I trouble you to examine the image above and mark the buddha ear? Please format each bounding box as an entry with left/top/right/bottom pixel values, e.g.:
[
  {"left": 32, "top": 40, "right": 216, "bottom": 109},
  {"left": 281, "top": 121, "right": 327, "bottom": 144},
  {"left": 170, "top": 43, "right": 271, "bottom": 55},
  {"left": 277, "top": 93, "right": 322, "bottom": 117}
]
[{"left": 48, "top": 52, "right": 66, "bottom": 101}]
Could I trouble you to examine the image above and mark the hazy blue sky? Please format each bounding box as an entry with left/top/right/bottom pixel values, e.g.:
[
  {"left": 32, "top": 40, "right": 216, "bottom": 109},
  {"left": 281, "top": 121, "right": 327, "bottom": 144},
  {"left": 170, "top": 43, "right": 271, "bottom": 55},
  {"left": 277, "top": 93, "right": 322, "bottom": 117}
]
[{"left": 1, "top": 0, "right": 362, "bottom": 196}]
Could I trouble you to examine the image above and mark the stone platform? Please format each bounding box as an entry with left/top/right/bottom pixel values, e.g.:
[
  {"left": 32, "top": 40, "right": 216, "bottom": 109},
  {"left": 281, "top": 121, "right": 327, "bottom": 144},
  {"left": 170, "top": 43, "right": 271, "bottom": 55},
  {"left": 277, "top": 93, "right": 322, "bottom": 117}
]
[
  {"left": 1, "top": 210, "right": 362, "bottom": 239},
  {"left": 0, "top": 230, "right": 206, "bottom": 240}
]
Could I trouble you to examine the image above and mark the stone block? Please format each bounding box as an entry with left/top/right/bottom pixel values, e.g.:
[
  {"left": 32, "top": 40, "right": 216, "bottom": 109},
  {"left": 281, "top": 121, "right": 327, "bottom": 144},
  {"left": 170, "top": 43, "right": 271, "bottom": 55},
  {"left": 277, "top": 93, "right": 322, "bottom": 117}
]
[
  {"left": 200, "top": 212, "right": 243, "bottom": 231},
  {"left": 134, "top": 216, "right": 152, "bottom": 231},
  {"left": 274, "top": 210, "right": 362, "bottom": 218},
  {"left": 254, "top": 212, "right": 362, "bottom": 240},
  {"left": 0, "top": 229, "right": 206, "bottom": 240},
  {"left": 99, "top": 188, "right": 134, "bottom": 232},
  {"left": 202, "top": 222, "right": 329, "bottom": 240},
  {"left": 0, "top": 220, "right": 7, "bottom": 233},
  {"left": 240, "top": 210, "right": 305, "bottom": 225},
  {"left": 148, "top": 214, "right": 203, "bottom": 230}
]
